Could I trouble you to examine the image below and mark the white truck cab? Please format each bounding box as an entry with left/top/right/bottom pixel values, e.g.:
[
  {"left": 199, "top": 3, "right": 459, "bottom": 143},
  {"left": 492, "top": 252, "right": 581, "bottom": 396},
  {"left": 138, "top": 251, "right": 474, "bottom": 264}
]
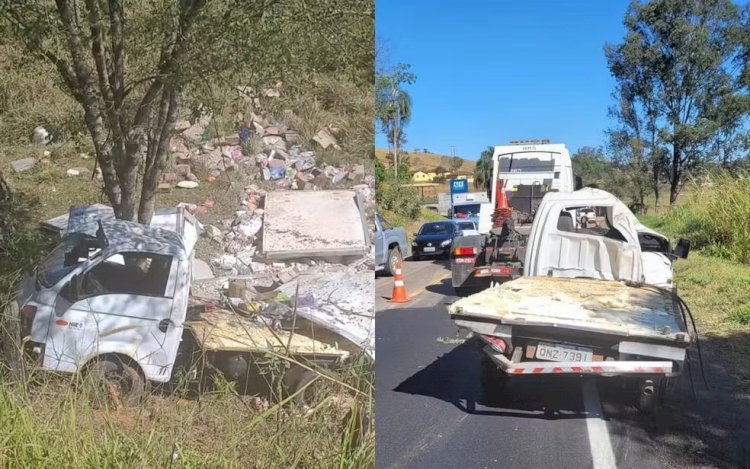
[
  {"left": 17, "top": 207, "right": 200, "bottom": 383},
  {"left": 525, "top": 188, "right": 689, "bottom": 288}
]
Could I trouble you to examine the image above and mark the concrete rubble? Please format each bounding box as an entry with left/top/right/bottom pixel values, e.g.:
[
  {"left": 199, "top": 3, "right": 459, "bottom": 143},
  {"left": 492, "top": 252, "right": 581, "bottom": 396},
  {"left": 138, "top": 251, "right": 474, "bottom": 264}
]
[
  {"left": 35, "top": 85, "right": 375, "bottom": 359},
  {"left": 161, "top": 102, "right": 362, "bottom": 192},
  {"left": 192, "top": 179, "right": 375, "bottom": 357}
]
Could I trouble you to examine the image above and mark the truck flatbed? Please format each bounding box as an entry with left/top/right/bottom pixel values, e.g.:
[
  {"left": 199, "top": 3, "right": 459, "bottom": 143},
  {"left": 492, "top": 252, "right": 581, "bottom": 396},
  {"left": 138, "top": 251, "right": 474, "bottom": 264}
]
[
  {"left": 449, "top": 277, "right": 689, "bottom": 344},
  {"left": 186, "top": 309, "right": 350, "bottom": 360}
]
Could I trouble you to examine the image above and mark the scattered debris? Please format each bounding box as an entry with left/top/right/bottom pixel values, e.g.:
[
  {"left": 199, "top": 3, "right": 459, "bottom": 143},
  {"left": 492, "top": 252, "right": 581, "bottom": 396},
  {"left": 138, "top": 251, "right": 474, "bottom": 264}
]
[
  {"left": 32, "top": 126, "right": 52, "bottom": 145},
  {"left": 11, "top": 157, "right": 36, "bottom": 173},
  {"left": 177, "top": 181, "right": 199, "bottom": 189},
  {"left": 313, "top": 128, "right": 339, "bottom": 149}
]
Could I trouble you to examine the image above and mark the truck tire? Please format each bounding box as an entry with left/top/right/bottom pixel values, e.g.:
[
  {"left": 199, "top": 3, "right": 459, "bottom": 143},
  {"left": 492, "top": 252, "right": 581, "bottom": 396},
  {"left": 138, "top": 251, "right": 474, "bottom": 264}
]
[
  {"left": 86, "top": 355, "right": 146, "bottom": 408},
  {"left": 283, "top": 366, "right": 323, "bottom": 405},
  {"left": 384, "top": 247, "right": 402, "bottom": 277}
]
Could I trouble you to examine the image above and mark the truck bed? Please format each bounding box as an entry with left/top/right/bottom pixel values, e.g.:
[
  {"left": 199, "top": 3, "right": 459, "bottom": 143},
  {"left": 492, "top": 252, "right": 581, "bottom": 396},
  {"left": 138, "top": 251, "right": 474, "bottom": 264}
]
[
  {"left": 449, "top": 277, "right": 689, "bottom": 344},
  {"left": 186, "top": 309, "right": 350, "bottom": 360}
]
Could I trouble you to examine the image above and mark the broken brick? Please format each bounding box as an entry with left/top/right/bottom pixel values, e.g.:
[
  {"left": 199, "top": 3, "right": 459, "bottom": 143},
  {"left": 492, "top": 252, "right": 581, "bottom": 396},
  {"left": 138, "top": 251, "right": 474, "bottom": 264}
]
[{"left": 163, "top": 172, "right": 179, "bottom": 182}]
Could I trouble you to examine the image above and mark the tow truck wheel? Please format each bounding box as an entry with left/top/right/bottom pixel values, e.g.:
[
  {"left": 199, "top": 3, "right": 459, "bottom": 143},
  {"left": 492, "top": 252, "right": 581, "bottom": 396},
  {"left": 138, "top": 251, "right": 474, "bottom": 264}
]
[{"left": 86, "top": 356, "right": 146, "bottom": 409}]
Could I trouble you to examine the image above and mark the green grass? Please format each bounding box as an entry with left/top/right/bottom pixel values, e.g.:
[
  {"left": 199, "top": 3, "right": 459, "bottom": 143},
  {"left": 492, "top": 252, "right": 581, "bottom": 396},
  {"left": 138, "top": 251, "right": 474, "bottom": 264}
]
[
  {"left": 646, "top": 176, "right": 750, "bottom": 263},
  {"left": 0, "top": 363, "right": 374, "bottom": 468},
  {"left": 669, "top": 253, "right": 750, "bottom": 375}
]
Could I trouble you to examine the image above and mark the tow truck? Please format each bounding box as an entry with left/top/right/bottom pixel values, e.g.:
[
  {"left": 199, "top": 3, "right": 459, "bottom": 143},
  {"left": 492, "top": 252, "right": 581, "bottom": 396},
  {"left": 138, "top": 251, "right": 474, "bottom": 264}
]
[{"left": 450, "top": 141, "right": 580, "bottom": 295}]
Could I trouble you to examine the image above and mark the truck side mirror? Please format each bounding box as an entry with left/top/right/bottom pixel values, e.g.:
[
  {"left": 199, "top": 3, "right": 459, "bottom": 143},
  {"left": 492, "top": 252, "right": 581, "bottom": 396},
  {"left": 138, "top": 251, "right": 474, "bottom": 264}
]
[{"left": 673, "top": 238, "right": 691, "bottom": 259}]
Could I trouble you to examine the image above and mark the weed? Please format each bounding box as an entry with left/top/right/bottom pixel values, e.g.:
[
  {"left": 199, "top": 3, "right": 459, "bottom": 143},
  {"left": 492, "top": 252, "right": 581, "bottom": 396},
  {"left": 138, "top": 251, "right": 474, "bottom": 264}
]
[{"left": 729, "top": 304, "right": 750, "bottom": 326}]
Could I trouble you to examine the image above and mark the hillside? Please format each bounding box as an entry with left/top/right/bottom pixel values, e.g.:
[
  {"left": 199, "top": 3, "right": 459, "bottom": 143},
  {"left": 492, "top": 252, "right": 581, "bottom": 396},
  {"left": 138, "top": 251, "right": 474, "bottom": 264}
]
[{"left": 375, "top": 148, "right": 475, "bottom": 174}]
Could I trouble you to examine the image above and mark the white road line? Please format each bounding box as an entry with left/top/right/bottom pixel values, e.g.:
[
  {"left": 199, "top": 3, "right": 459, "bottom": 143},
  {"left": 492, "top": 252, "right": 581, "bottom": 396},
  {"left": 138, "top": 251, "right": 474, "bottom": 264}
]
[{"left": 582, "top": 379, "right": 618, "bottom": 469}]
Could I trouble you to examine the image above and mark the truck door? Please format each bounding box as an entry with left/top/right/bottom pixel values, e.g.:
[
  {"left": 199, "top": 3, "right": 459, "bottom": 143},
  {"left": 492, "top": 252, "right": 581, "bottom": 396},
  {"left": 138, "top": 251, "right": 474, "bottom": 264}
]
[
  {"left": 44, "top": 282, "right": 94, "bottom": 374},
  {"left": 56, "top": 251, "right": 182, "bottom": 382}
]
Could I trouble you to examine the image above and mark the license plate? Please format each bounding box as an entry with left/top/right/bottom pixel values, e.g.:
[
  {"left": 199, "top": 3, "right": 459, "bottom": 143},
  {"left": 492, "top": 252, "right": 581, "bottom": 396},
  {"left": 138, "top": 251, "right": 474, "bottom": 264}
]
[
  {"left": 455, "top": 257, "right": 474, "bottom": 264},
  {"left": 535, "top": 343, "right": 593, "bottom": 362},
  {"left": 423, "top": 247, "right": 435, "bottom": 252}
]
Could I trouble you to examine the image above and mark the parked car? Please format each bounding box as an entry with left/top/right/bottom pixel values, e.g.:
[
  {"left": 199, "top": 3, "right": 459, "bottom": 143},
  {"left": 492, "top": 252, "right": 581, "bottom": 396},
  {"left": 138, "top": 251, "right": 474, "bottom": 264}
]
[
  {"left": 375, "top": 213, "right": 410, "bottom": 276},
  {"left": 412, "top": 221, "right": 459, "bottom": 260},
  {"left": 455, "top": 220, "right": 479, "bottom": 237}
]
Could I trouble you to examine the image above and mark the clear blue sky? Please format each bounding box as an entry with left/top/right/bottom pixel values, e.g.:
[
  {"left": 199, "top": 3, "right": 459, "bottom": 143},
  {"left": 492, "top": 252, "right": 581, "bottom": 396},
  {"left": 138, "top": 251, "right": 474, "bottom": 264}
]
[{"left": 375, "top": 0, "right": 631, "bottom": 161}]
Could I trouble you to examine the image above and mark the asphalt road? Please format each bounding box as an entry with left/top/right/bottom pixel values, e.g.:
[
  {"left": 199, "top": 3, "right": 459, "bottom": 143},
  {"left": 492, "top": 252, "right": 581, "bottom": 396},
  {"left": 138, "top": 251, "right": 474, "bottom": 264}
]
[{"left": 375, "top": 260, "right": 750, "bottom": 469}]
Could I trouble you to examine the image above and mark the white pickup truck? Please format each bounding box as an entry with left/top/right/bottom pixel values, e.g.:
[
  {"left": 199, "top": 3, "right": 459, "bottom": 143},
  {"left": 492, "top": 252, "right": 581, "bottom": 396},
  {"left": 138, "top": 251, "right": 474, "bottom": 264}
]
[
  {"left": 12, "top": 206, "right": 353, "bottom": 405},
  {"left": 449, "top": 188, "right": 693, "bottom": 412}
]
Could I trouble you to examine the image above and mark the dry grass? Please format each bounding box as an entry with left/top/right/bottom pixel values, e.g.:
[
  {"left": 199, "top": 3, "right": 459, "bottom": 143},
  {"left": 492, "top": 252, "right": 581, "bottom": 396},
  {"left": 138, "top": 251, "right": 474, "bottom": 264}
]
[{"left": 375, "top": 148, "right": 475, "bottom": 173}]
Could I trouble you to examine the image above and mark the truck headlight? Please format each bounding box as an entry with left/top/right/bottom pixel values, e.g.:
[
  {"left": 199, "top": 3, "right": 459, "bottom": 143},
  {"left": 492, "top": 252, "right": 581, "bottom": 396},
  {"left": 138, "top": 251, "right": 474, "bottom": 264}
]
[{"left": 441, "top": 239, "right": 452, "bottom": 247}]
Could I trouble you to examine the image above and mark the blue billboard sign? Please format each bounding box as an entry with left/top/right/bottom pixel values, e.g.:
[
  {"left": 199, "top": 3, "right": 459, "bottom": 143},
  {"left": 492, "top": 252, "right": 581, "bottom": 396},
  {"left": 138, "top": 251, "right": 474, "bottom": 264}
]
[{"left": 450, "top": 178, "right": 468, "bottom": 194}]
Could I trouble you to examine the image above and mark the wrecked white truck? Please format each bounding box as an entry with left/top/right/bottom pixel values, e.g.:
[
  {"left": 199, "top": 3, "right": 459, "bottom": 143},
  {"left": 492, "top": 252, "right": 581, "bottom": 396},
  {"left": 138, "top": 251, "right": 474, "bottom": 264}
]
[
  {"left": 14, "top": 206, "right": 357, "bottom": 405},
  {"left": 449, "top": 188, "right": 697, "bottom": 412}
]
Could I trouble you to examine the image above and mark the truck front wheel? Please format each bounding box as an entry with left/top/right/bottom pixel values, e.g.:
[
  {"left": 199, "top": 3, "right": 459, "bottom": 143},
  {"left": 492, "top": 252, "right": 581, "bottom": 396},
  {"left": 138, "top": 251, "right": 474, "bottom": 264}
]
[
  {"left": 283, "top": 366, "right": 323, "bottom": 405},
  {"left": 86, "top": 355, "right": 146, "bottom": 409}
]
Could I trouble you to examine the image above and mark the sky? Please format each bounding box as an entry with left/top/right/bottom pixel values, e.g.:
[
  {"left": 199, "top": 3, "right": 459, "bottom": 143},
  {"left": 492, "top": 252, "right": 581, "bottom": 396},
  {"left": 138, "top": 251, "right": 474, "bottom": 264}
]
[{"left": 375, "top": 0, "right": 632, "bottom": 161}]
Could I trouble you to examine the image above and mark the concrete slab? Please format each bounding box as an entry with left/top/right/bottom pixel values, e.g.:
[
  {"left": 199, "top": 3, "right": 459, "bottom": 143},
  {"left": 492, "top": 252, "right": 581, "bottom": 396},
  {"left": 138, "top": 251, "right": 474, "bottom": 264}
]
[
  {"left": 261, "top": 190, "right": 367, "bottom": 260},
  {"left": 192, "top": 258, "right": 215, "bottom": 280},
  {"left": 11, "top": 158, "right": 36, "bottom": 173}
]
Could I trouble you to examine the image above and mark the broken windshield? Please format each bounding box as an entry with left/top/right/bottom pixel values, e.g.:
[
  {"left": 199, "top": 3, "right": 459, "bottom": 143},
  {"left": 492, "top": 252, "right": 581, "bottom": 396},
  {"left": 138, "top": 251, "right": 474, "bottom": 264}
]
[{"left": 37, "top": 232, "right": 102, "bottom": 288}]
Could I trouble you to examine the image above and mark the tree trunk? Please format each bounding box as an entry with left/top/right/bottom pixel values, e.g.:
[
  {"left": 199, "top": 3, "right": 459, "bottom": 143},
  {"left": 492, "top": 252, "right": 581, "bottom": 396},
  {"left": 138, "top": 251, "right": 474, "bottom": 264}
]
[
  {"left": 670, "top": 141, "right": 681, "bottom": 206},
  {"left": 138, "top": 89, "right": 180, "bottom": 224}
]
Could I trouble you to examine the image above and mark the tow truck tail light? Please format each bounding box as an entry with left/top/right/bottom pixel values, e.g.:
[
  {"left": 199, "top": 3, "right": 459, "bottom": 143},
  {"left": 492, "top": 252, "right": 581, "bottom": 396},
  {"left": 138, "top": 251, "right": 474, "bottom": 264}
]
[
  {"left": 482, "top": 335, "right": 507, "bottom": 354},
  {"left": 453, "top": 247, "right": 477, "bottom": 256}
]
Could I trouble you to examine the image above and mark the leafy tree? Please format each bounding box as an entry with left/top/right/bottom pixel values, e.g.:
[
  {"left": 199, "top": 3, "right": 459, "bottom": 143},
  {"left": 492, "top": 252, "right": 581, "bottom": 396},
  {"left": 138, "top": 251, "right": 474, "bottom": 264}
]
[
  {"left": 376, "top": 63, "right": 416, "bottom": 180},
  {"left": 473, "top": 146, "right": 494, "bottom": 195},
  {"left": 434, "top": 165, "right": 447, "bottom": 176},
  {"left": 449, "top": 155, "right": 463, "bottom": 172},
  {"left": 1, "top": 0, "right": 374, "bottom": 223},
  {"left": 605, "top": 0, "right": 749, "bottom": 205}
]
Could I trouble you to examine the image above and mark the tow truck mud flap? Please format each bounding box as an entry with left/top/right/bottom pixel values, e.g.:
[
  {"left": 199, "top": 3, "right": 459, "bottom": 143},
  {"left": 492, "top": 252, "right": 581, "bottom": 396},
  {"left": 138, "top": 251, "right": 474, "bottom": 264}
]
[{"left": 482, "top": 346, "right": 674, "bottom": 376}]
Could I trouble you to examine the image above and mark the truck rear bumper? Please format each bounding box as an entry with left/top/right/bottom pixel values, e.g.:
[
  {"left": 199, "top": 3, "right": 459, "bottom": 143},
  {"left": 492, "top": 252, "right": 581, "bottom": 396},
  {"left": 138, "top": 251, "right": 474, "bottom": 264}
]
[{"left": 482, "top": 346, "right": 675, "bottom": 376}]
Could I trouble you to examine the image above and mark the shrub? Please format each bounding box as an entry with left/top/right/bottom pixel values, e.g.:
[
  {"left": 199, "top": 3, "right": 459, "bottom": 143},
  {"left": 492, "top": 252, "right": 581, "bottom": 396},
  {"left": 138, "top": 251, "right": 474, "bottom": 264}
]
[{"left": 661, "top": 174, "right": 750, "bottom": 263}]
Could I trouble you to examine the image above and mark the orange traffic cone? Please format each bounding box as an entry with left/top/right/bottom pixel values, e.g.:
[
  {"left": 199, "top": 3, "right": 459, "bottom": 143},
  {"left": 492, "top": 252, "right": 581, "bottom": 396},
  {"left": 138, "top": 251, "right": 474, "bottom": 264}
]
[
  {"left": 496, "top": 179, "right": 509, "bottom": 210},
  {"left": 388, "top": 262, "right": 410, "bottom": 303}
]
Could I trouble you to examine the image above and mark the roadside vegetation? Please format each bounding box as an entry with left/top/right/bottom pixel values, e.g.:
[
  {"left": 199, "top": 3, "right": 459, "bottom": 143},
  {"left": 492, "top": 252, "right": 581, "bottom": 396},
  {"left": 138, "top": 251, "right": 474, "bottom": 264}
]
[{"left": 0, "top": 1, "right": 374, "bottom": 466}]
